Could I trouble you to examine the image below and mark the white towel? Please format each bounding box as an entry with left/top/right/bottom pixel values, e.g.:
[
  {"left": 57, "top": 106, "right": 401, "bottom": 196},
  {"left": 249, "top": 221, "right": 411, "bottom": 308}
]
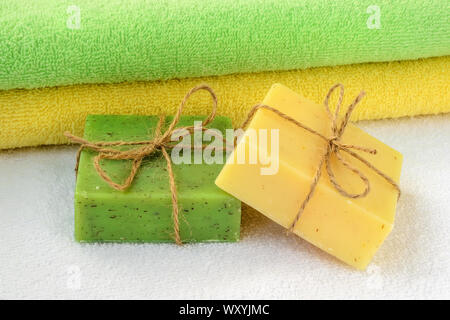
[{"left": 0, "top": 114, "right": 449, "bottom": 299}]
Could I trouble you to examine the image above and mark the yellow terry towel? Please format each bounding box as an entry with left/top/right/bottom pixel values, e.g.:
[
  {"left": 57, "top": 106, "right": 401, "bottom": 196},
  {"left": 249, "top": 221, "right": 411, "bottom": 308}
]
[{"left": 0, "top": 56, "right": 448, "bottom": 150}]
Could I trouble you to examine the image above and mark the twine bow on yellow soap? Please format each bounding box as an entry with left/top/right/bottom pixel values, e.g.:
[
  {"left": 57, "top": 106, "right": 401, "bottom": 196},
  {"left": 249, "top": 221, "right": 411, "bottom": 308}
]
[
  {"left": 240, "top": 83, "right": 401, "bottom": 232},
  {"left": 66, "top": 83, "right": 401, "bottom": 244}
]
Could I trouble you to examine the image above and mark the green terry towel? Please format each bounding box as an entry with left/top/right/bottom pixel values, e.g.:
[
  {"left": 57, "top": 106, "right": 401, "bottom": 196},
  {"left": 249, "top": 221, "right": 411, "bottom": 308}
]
[{"left": 0, "top": 0, "right": 448, "bottom": 90}]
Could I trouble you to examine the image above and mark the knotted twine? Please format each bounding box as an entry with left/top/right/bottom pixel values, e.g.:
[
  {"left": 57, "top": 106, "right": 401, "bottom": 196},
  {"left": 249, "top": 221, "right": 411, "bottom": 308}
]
[
  {"left": 65, "top": 85, "right": 220, "bottom": 245},
  {"left": 65, "top": 83, "right": 400, "bottom": 243},
  {"left": 240, "top": 83, "right": 400, "bottom": 232}
]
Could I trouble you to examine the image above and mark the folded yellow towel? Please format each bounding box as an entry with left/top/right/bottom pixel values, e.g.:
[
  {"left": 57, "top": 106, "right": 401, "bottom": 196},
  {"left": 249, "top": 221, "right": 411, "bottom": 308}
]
[{"left": 0, "top": 56, "right": 448, "bottom": 150}]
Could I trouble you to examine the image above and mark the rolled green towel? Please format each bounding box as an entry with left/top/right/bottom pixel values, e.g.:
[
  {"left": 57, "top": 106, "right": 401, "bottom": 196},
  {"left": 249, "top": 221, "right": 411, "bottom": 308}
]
[{"left": 0, "top": 0, "right": 448, "bottom": 90}]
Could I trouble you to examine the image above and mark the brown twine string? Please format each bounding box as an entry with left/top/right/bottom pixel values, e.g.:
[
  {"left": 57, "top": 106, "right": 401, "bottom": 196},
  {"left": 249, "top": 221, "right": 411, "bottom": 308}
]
[
  {"left": 239, "top": 83, "right": 401, "bottom": 232},
  {"left": 65, "top": 83, "right": 401, "bottom": 243},
  {"left": 65, "top": 84, "right": 220, "bottom": 245}
]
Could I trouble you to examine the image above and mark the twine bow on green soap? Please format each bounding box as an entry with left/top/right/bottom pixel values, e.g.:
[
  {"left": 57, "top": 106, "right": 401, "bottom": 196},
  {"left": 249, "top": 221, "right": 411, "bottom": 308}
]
[{"left": 65, "top": 85, "right": 221, "bottom": 245}]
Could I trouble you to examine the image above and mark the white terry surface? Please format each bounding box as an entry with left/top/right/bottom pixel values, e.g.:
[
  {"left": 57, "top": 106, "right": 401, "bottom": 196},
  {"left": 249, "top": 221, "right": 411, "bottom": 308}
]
[{"left": 0, "top": 114, "right": 449, "bottom": 300}]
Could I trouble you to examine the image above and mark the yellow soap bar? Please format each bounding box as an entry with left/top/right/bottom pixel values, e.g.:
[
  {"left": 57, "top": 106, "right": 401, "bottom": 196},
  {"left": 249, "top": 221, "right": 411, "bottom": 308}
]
[{"left": 216, "top": 84, "right": 402, "bottom": 269}]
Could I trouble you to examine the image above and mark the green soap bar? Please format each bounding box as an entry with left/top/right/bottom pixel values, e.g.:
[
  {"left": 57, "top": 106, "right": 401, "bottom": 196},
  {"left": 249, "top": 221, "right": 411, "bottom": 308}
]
[{"left": 74, "top": 114, "right": 241, "bottom": 243}]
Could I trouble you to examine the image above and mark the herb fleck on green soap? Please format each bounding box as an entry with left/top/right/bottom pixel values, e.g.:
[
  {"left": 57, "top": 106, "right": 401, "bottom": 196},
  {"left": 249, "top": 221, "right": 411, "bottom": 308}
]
[{"left": 75, "top": 115, "right": 241, "bottom": 243}]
